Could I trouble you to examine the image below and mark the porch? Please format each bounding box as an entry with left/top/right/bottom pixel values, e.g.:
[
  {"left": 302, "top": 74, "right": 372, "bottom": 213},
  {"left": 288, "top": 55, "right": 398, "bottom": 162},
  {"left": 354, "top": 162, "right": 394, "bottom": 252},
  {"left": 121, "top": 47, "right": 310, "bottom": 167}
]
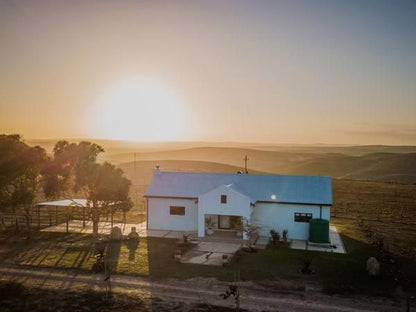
[{"left": 199, "top": 229, "right": 243, "bottom": 243}]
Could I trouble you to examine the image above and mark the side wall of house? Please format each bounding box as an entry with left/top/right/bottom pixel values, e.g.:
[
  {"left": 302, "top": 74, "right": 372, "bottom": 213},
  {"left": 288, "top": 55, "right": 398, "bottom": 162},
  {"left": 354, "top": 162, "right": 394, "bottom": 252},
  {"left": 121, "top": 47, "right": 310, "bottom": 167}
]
[
  {"left": 252, "top": 203, "right": 330, "bottom": 240},
  {"left": 147, "top": 198, "right": 198, "bottom": 231}
]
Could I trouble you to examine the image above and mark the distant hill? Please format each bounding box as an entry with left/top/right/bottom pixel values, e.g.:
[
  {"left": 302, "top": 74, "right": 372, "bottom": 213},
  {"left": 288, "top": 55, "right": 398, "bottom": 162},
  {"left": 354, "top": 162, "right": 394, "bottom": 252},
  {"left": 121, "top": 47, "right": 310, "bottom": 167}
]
[
  {"left": 289, "top": 153, "right": 416, "bottom": 184},
  {"left": 27, "top": 138, "right": 416, "bottom": 156},
  {"left": 24, "top": 139, "right": 416, "bottom": 184},
  {"left": 114, "top": 148, "right": 416, "bottom": 184},
  {"left": 247, "top": 144, "right": 416, "bottom": 155}
]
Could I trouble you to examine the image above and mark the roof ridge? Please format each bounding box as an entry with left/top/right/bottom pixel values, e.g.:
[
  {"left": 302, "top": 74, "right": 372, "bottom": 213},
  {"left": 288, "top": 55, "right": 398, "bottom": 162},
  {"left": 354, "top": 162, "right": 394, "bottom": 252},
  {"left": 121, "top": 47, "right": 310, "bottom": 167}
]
[{"left": 160, "top": 171, "right": 331, "bottom": 179}]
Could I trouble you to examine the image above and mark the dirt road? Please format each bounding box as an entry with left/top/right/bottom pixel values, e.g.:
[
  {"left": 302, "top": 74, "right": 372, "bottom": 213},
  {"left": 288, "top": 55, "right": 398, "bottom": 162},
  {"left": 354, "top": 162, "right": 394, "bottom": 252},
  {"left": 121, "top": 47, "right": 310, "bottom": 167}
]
[{"left": 0, "top": 265, "right": 405, "bottom": 312}]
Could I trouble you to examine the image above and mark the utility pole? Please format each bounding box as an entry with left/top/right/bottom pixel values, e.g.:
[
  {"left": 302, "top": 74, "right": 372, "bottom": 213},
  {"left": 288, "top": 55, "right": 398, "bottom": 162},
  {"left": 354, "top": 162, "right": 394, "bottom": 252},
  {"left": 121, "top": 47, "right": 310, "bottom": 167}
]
[
  {"left": 134, "top": 153, "right": 138, "bottom": 209},
  {"left": 134, "top": 152, "right": 136, "bottom": 184},
  {"left": 244, "top": 155, "right": 249, "bottom": 174}
]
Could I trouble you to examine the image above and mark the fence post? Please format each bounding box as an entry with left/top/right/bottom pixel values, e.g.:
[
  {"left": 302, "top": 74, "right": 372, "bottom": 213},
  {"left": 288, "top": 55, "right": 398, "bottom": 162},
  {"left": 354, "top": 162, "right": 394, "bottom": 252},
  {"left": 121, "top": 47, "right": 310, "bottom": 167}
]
[
  {"left": 37, "top": 206, "right": 40, "bottom": 230},
  {"left": 83, "top": 206, "right": 86, "bottom": 228}
]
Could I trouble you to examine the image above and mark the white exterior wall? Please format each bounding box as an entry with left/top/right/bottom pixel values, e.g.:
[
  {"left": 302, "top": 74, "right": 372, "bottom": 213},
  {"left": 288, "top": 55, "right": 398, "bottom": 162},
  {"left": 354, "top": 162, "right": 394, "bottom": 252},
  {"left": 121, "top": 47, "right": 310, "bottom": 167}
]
[
  {"left": 252, "top": 203, "right": 330, "bottom": 240},
  {"left": 147, "top": 198, "right": 198, "bottom": 231},
  {"left": 198, "top": 185, "right": 251, "bottom": 237}
]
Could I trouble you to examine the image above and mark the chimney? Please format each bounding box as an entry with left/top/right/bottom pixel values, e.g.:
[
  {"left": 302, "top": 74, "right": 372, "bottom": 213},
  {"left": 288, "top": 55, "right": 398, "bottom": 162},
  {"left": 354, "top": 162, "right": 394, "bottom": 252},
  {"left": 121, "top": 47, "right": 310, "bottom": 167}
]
[{"left": 154, "top": 165, "right": 161, "bottom": 175}]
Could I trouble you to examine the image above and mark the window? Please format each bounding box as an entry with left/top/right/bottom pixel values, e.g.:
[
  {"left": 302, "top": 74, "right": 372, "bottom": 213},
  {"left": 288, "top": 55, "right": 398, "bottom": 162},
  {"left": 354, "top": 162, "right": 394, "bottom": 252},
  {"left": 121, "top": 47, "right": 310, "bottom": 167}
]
[
  {"left": 221, "top": 195, "right": 227, "bottom": 204},
  {"left": 294, "top": 212, "right": 312, "bottom": 222},
  {"left": 170, "top": 206, "right": 185, "bottom": 215}
]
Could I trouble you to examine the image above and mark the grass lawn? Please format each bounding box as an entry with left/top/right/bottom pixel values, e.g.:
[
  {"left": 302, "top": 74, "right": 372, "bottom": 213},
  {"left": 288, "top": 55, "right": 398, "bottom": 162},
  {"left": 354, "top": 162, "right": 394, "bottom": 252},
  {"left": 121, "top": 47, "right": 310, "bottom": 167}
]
[{"left": 0, "top": 230, "right": 414, "bottom": 297}]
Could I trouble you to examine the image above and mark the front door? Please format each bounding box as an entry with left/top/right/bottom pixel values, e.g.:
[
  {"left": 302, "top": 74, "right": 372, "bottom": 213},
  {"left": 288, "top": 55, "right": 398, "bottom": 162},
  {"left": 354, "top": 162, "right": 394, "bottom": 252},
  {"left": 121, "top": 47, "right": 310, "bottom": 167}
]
[{"left": 218, "top": 215, "right": 230, "bottom": 229}]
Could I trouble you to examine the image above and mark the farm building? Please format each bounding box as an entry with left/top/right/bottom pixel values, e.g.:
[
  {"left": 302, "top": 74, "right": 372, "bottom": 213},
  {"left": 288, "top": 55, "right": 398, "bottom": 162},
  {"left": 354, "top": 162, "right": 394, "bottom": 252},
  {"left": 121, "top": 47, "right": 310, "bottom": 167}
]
[{"left": 144, "top": 167, "right": 332, "bottom": 240}]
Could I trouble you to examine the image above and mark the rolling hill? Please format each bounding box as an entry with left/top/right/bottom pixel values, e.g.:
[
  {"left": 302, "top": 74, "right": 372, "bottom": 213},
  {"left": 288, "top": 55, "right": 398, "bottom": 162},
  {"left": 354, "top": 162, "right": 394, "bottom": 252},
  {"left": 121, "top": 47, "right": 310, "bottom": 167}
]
[
  {"left": 25, "top": 139, "right": 416, "bottom": 183},
  {"left": 111, "top": 147, "right": 416, "bottom": 184}
]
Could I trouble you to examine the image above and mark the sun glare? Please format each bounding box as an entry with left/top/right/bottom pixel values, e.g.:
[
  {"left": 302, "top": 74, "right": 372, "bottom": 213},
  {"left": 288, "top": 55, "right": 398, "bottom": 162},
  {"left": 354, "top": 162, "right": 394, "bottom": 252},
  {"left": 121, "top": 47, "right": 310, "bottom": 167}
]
[{"left": 93, "top": 78, "right": 188, "bottom": 141}]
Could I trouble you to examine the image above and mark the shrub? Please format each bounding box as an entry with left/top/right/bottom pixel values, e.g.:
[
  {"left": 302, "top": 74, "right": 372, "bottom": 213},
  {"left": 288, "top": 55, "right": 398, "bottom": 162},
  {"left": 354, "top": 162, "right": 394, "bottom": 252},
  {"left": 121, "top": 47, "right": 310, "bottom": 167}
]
[
  {"left": 282, "top": 229, "right": 288, "bottom": 243},
  {"left": 270, "top": 229, "right": 280, "bottom": 245},
  {"left": 300, "top": 258, "right": 315, "bottom": 274}
]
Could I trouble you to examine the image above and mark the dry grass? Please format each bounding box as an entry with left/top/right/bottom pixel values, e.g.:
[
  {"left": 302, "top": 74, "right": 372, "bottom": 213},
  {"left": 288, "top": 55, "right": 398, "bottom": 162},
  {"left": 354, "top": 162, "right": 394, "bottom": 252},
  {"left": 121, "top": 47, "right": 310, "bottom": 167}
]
[{"left": 330, "top": 179, "right": 416, "bottom": 259}]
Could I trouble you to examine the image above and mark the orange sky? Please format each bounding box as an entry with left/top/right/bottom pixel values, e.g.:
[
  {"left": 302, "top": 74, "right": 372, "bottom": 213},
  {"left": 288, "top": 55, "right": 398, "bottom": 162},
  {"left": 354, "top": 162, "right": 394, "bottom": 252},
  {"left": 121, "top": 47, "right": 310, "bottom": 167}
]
[{"left": 1, "top": 1, "right": 415, "bottom": 145}]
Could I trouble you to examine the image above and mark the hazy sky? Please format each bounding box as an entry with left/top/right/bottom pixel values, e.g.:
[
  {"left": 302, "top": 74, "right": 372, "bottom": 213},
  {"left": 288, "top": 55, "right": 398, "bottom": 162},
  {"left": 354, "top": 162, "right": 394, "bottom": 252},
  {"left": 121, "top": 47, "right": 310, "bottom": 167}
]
[{"left": 1, "top": 0, "right": 415, "bottom": 144}]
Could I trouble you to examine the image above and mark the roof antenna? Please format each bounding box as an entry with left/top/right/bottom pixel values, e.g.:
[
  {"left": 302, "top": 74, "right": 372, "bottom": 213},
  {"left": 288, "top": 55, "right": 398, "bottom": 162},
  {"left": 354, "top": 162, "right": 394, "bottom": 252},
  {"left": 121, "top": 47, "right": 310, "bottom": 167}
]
[{"left": 244, "top": 155, "right": 249, "bottom": 174}]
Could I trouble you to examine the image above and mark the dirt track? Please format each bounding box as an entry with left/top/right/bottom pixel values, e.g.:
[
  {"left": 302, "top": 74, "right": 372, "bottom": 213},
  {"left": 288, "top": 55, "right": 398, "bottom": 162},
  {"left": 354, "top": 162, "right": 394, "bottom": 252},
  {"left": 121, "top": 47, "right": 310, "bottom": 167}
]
[{"left": 0, "top": 264, "right": 407, "bottom": 312}]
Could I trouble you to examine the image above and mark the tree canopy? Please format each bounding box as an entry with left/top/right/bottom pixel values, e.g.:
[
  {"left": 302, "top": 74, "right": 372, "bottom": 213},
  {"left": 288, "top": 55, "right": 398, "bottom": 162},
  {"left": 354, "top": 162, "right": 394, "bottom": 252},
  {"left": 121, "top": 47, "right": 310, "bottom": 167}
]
[
  {"left": 0, "top": 134, "right": 47, "bottom": 233},
  {"left": 42, "top": 140, "right": 132, "bottom": 235},
  {"left": 1, "top": 135, "right": 132, "bottom": 235}
]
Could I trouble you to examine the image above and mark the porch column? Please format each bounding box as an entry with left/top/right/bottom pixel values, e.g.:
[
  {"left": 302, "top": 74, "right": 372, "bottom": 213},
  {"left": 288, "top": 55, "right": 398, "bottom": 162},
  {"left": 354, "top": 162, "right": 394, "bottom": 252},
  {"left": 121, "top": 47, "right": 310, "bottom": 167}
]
[
  {"left": 197, "top": 200, "right": 205, "bottom": 237},
  {"left": 242, "top": 206, "right": 252, "bottom": 240}
]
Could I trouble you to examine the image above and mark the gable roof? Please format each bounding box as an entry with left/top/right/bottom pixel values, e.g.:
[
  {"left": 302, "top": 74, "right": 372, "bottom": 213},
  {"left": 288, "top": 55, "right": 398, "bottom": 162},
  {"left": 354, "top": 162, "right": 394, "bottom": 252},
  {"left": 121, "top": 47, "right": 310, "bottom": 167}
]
[
  {"left": 200, "top": 183, "right": 254, "bottom": 202},
  {"left": 145, "top": 171, "right": 332, "bottom": 205}
]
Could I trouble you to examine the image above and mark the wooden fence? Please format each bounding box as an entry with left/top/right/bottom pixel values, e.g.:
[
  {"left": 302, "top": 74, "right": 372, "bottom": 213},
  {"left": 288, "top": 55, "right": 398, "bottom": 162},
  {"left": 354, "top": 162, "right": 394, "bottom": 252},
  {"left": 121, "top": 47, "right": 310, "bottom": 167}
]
[{"left": 0, "top": 206, "right": 89, "bottom": 231}]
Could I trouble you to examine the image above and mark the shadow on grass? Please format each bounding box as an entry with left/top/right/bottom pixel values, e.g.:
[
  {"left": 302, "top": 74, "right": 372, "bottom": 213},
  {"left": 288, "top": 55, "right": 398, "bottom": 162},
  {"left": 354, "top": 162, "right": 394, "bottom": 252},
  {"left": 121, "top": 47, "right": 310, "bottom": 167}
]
[
  {"left": 125, "top": 238, "right": 140, "bottom": 261},
  {"left": 106, "top": 240, "right": 122, "bottom": 273}
]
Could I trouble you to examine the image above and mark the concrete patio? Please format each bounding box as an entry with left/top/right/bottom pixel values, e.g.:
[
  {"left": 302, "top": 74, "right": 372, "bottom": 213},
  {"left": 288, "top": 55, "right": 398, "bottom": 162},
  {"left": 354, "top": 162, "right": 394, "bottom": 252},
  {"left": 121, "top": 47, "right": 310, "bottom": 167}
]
[
  {"left": 180, "top": 241, "right": 242, "bottom": 266},
  {"left": 290, "top": 225, "right": 346, "bottom": 254}
]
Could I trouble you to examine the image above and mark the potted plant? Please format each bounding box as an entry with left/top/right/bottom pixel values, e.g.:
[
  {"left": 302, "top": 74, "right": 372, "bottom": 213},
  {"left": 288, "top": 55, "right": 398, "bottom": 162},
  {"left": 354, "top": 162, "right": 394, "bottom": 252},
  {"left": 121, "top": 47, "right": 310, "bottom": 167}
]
[{"left": 205, "top": 217, "right": 216, "bottom": 235}]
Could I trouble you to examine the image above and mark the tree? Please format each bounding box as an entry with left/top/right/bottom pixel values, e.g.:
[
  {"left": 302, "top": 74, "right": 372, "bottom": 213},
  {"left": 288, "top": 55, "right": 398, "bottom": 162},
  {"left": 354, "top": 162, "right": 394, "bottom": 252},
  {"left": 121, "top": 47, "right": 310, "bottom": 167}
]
[
  {"left": 241, "top": 218, "right": 260, "bottom": 252},
  {"left": 42, "top": 140, "right": 104, "bottom": 199},
  {"left": 43, "top": 140, "right": 132, "bottom": 235},
  {"left": 0, "top": 134, "right": 46, "bottom": 235},
  {"left": 77, "top": 162, "right": 132, "bottom": 235}
]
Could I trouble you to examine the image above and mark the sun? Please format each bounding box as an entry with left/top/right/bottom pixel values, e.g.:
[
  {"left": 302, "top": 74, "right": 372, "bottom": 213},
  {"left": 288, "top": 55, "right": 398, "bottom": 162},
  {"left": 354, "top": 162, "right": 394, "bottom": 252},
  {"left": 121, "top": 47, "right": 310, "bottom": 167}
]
[{"left": 92, "top": 77, "right": 189, "bottom": 141}]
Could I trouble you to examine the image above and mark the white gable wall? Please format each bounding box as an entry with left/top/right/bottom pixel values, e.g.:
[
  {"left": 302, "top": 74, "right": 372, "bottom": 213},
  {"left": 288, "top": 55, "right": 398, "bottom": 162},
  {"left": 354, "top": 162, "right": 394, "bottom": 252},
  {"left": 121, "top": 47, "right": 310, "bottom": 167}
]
[
  {"left": 147, "top": 198, "right": 198, "bottom": 231},
  {"left": 198, "top": 185, "right": 251, "bottom": 237},
  {"left": 252, "top": 203, "right": 330, "bottom": 240}
]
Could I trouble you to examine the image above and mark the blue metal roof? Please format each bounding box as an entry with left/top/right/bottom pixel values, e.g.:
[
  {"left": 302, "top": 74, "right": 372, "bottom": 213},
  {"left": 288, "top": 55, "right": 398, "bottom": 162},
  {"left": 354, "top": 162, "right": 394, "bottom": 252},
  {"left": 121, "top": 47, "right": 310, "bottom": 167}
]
[{"left": 145, "top": 171, "right": 332, "bottom": 205}]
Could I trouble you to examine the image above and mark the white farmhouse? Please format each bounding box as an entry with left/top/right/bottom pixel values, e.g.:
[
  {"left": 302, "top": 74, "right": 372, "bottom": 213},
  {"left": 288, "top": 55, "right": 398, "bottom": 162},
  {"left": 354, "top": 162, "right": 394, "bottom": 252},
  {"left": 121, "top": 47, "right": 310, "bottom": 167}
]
[{"left": 144, "top": 167, "right": 332, "bottom": 240}]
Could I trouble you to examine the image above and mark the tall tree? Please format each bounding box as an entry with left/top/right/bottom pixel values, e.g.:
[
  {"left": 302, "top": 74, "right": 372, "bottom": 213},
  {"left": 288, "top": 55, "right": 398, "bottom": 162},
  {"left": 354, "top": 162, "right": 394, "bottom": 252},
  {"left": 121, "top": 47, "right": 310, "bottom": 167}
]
[
  {"left": 42, "top": 140, "right": 104, "bottom": 199},
  {"left": 0, "top": 134, "right": 46, "bottom": 234},
  {"left": 76, "top": 162, "right": 132, "bottom": 235},
  {"left": 43, "top": 140, "right": 132, "bottom": 235}
]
